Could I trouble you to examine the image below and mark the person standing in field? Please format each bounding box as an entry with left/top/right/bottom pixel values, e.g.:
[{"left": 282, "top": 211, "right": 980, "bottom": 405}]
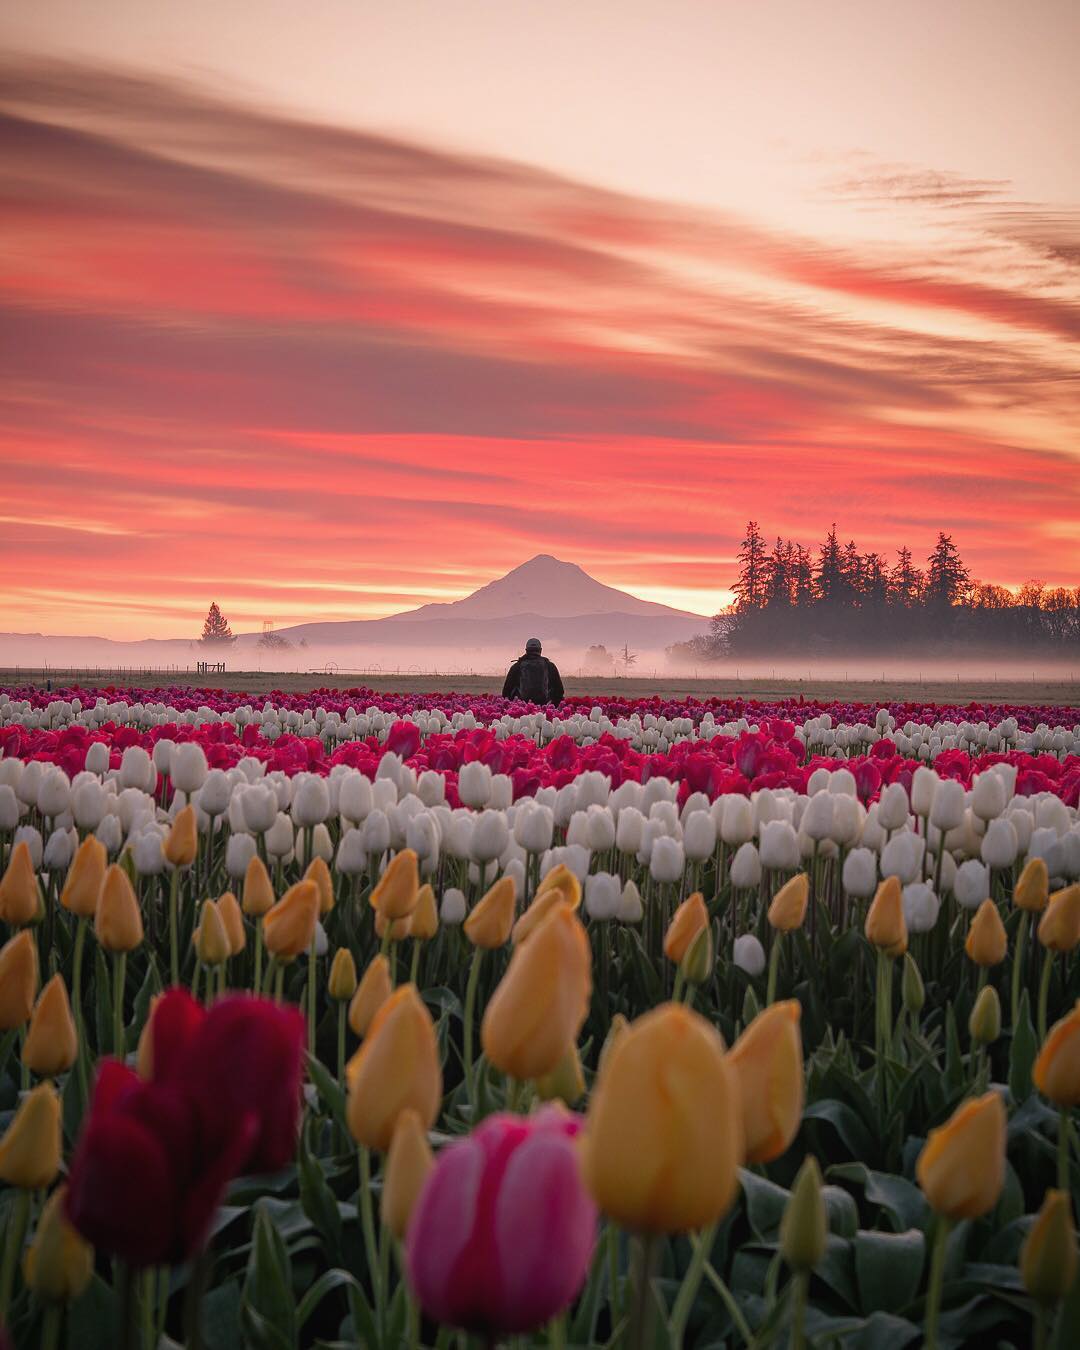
[{"left": 502, "top": 637, "right": 564, "bottom": 704}]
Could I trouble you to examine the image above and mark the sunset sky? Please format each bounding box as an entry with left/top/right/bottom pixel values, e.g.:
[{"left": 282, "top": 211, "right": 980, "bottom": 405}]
[{"left": 2, "top": 0, "right": 1078, "bottom": 639}]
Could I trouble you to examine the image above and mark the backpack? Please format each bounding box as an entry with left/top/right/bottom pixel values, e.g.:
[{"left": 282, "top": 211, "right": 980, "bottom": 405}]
[{"left": 518, "top": 656, "right": 550, "bottom": 704}]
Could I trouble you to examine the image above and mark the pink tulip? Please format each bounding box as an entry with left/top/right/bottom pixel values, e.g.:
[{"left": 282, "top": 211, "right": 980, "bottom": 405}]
[{"left": 405, "top": 1107, "right": 597, "bottom": 1335}]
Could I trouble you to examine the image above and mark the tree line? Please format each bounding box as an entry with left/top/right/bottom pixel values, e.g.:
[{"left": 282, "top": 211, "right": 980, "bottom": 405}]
[{"left": 673, "top": 523, "right": 1079, "bottom": 658}]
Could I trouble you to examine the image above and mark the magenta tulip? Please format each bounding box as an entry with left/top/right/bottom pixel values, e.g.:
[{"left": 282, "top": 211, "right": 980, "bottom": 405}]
[{"left": 405, "top": 1107, "right": 597, "bottom": 1335}]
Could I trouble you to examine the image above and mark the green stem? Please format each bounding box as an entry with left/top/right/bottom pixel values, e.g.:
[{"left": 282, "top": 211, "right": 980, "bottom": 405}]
[
  {"left": 359, "top": 1149, "right": 381, "bottom": 1306},
  {"left": 0, "top": 1188, "right": 30, "bottom": 1323},
  {"left": 73, "top": 915, "right": 89, "bottom": 1100},
  {"left": 168, "top": 868, "right": 180, "bottom": 986},
  {"left": 1059, "top": 1106, "right": 1072, "bottom": 1193},
  {"left": 628, "top": 1233, "right": 658, "bottom": 1350},
  {"left": 140, "top": 1267, "right": 155, "bottom": 1350},
  {"left": 766, "top": 933, "right": 782, "bottom": 1006},
  {"left": 1034, "top": 1300, "right": 1048, "bottom": 1350},
  {"left": 117, "top": 1260, "right": 137, "bottom": 1350},
  {"left": 790, "top": 1268, "right": 809, "bottom": 1350},
  {"left": 607, "top": 1222, "right": 621, "bottom": 1329},
  {"left": 41, "top": 1304, "right": 64, "bottom": 1350},
  {"left": 669, "top": 1221, "right": 716, "bottom": 1348},
  {"left": 377, "top": 1221, "right": 391, "bottom": 1338},
  {"left": 113, "top": 950, "right": 127, "bottom": 1058},
  {"left": 274, "top": 963, "right": 285, "bottom": 1002},
  {"left": 409, "top": 939, "right": 421, "bottom": 986},
  {"left": 307, "top": 937, "right": 318, "bottom": 1055},
  {"left": 463, "top": 947, "right": 484, "bottom": 1108},
  {"left": 1037, "top": 948, "right": 1055, "bottom": 1043},
  {"left": 183, "top": 1251, "right": 209, "bottom": 1350},
  {"left": 924, "top": 1216, "right": 952, "bottom": 1350},
  {"left": 1011, "top": 911, "right": 1029, "bottom": 1030},
  {"left": 253, "top": 919, "right": 263, "bottom": 993},
  {"left": 697, "top": 1247, "right": 754, "bottom": 1346},
  {"left": 671, "top": 967, "right": 686, "bottom": 1005},
  {"left": 547, "top": 1313, "right": 566, "bottom": 1349}
]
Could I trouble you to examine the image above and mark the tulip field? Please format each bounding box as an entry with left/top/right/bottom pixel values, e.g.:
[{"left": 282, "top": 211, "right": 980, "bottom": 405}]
[{"left": 1, "top": 685, "right": 1080, "bottom": 1350}]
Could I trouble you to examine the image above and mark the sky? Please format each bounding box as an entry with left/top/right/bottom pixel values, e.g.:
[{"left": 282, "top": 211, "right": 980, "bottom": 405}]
[{"left": 1, "top": 0, "right": 1078, "bottom": 640}]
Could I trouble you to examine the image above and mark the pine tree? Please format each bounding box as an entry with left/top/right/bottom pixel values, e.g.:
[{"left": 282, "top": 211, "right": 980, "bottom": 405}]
[
  {"left": 765, "top": 536, "right": 791, "bottom": 606},
  {"left": 815, "top": 524, "right": 845, "bottom": 605},
  {"left": 732, "top": 521, "right": 768, "bottom": 610},
  {"left": 793, "top": 545, "right": 815, "bottom": 608},
  {"left": 889, "top": 546, "right": 923, "bottom": 607},
  {"left": 200, "top": 602, "right": 235, "bottom": 645},
  {"left": 925, "top": 533, "right": 970, "bottom": 607},
  {"left": 841, "top": 540, "right": 863, "bottom": 604}
]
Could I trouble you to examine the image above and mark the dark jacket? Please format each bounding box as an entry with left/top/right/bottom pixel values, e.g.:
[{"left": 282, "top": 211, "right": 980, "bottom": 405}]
[{"left": 502, "top": 652, "right": 564, "bottom": 704}]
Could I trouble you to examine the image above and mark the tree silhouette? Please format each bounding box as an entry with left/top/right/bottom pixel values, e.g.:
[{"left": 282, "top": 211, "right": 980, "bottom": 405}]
[
  {"left": 925, "top": 532, "right": 970, "bottom": 608},
  {"left": 732, "top": 521, "right": 769, "bottom": 611},
  {"left": 200, "top": 603, "right": 235, "bottom": 645}
]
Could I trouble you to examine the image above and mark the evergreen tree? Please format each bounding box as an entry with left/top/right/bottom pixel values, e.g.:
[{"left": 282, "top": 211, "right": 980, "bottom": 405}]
[
  {"left": 841, "top": 539, "right": 863, "bottom": 604},
  {"left": 765, "top": 536, "right": 791, "bottom": 606},
  {"left": 925, "top": 533, "right": 970, "bottom": 607},
  {"left": 200, "top": 602, "right": 235, "bottom": 645},
  {"left": 861, "top": 551, "right": 889, "bottom": 607},
  {"left": 732, "top": 521, "right": 768, "bottom": 610},
  {"left": 815, "top": 524, "right": 845, "bottom": 605},
  {"left": 889, "top": 546, "right": 923, "bottom": 606},
  {"left": 792, "top": 545, "right": 815, "bottom": 608}
]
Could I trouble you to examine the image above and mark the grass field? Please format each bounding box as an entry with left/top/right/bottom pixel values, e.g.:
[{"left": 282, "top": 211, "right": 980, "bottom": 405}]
[{"left": 4, "top": 668, "right": 1078, "bottom": 707}]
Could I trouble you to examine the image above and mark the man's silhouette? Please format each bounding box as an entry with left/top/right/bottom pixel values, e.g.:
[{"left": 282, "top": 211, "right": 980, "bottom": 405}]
[{"left": 502, "top": 637, "right": 564, "bottom": 704}]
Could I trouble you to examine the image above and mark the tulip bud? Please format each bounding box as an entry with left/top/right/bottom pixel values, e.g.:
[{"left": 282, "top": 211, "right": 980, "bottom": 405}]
[
  {"left": 780, "top": 1156, "right": 827, "bottom": 1271},
  {"left": 1020, "top": 1189, "right": 1078, "bottom": 1304},
  {"left": 615, "top": 879, "right": 644, "bottom": 924},
  {"left": 22, "top": 974, "right": 78, "bottom": 1077},
  {"left": 463, "top": 876, "right": 515, "bottom": 948},
  {"left": 965, "top": 899, "right": 1008, "bottom": 968},
  {"left": 482, "top": 907, "right": 591, "bottom": 1081},
  {"left": 215, "top": 890, "right": 246, "bottom": 956},
  {"left": 262, "top": 880, "right": 319, "bottom": 959},
  {"left": 349, "top": 955, "right": 393, "bottom": 1037},
  {"left": 680, "top": 922, "right": 714, "bottom": 987},
  {"left": 346, "top": 985, "right": 442, "bottom": 1151},
  {"left": 410, "top": 884, "right": 439, "bottom": 941},
  {"left": 536, "top": 863, "right": 582, "bottom": 907},
  {"left": 534, "top": 1041, "right": 586, "bottom": 1105},
  {"left": 164, "top": 805, "right": 197, "bottom": 867},
  {"left": 742, "top": 984, "right": 761, "bottom": 1026},
  {"left": 1014, "top": 857, "right": 1050, "bottom": 913},
  {"left": 60, "top": 835, "right": 107, "bottom": 918},
  {"left": 370, "top": 849, "right": 420, "bottom": 921},
  {"left": 727, "top": 1001, "right": 804, "bottom": 1163},
  {"left": 94, "top": 865, "right": 144, "bottom": 952},
  {"left": 1038, "top": 885, "right": 1080, "bottom": 954},
  {"left": 581, "top": 1003, "right": 743, "bottom": 1234},
  {"left": 729, "top": 842, "right": 762, "bottom": 890},
  {"left": 916, "top": 1091, "right": 1005, "bottom": 1219},
  {"left": 304, "top": 856, "right": 334, "bottom": 915},
  {"left": 242, "top": 855, "right": 276, "bottom": 917},
  {"left": 768, "top": 874, "right": 809, "bottom": 932},
  {"left": 597, "top": 1013, "right": 628, "bottom": 1078},
  {"left": 194, "top": 900, "right": 230, "bottom": 966},
  {"left": 0, "top": 840, "right": 42, "bottom": 925},
  {"left": 865, "top": 876, "right": 907, "bottom": 956},
  {"left": 969, "top": 985, "right": 1001, "bottom": 1046},
  {"left": 381, "top": 1108, "right": 434, "bottom": 1240},
  {"left": 0, "top": 928, "right": 39, "bottom": 1030},
  {"left": 663, "top": 893, "right": 708, "bottom": 964},
  {"left": 1033, "top": 1003, "right": 1080, "bottom": 1107},
  {"left": 23, "top": 1185, "right": 94, "bottom": 1303},
  {"left": 328, "top": 948, "right": 358, "bottom": 1001},
  {"left": 732, "top": 933, "right": 765, "bottom": 978},
  {"left": 841, "top": 847, "right": 877, "bottom": 900},
  {"left": 901, "top": 953, "right": 925, "bottom": 1016},
  {"left": 0, "top": 1082, "right": 62, "bottom": 1187}
]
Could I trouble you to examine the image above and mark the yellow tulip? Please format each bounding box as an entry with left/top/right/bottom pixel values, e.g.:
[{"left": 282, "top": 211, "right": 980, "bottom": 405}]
[
  {"left": 369, "top": 849, "right": 420, "bottom": 921},
  {"left": 410, "top": 884, "right": 439, "bottom": 940},
  {"left": 511, "top": 885, "right": 574, "bottom": 945},
  {"left": 536, "top": 864, "right": 582, "bottom": 907},
  {"left": 94, "top": 865, "right": 144, "bottom": 952},
  {"left": 1020, "top": 1189, "right": 1078, "bottom": 1304},
  {"left": 464, "top": 876, "right": 516, "bottom": 948},
  {"left": 965, "top": 899, "right": 1008, "bottom": 968},
  {"left": 346, "top": 985, "right": 442, "bottom": 1151},
  {"left": 348, "top": 955, "right": 393, "bottom": 1037},
  {"left": 916, "top": 1091, "right": 1005, "bottom": 1220},
  {"left": 1014, "top": 857, "right": 1050, "bottom": 913},
  {"left": 163, "top": 804, "right": 197, "bottom": 868},
  {"left": 0, "top": 928, "right": 39, "bottom": 1030},
  {"left": 60, "top": 836, "right": 107, "bottom": 918},
  {"left": 0, "top": 1083, "right": 62, "bottom": 1188},
  {"left": 381, "top": 1107, "right": 434, "bottom": 1239},
  {"left": 22, "top": 974, "right": 78, "bottom": 1078},
  {"left": 1038, "top": 885, "right": 1080, "bottom": 954},
  {"left": 23, "top": 1185, "right": 94, "bottom": 1303},
  {"left": 136, "top": 994, "right": 161, "bottom": 1078},
  {"left": 262, "top": 880, "right": 319, "bottom": 958},
  {"left": 597, "top": 1013, "right": 629, "bottom": 1078},
  {"left": 663, "top": 892, "right": 708, "bottom": 964},
  {"left": 534, "top": 1041, "right": 585, "bottom": 1105},
  {"left": 768, "top": 874, "right": 809, "bottom": 933},
  {"left": 581, "top": 1003, "right": 743, "bottom": 1233},
  {"left": 865, "top": 876, "right": 907, "bottom": 955},
  {"left": 375, "top": 908, "right": 413, "bottom": 941},
  {"left": 727, "top": 1000, "right": 804, "bottom": 1164},
  {"left": 304, "top": 857, "right": 334, "bottom": 915},
  {"left": 1033, "top": 1002, "right": 1080, "bottom": 1107},
  {"left": 194, "top": 900, "right": 230, "bottom": 966},
  {"left": 216, "top": 890, "right": 246, "bottom": 956},
  {"left": 0, "top": 841, "right": 43, "bottom": 925},
  {"left": 328, "top": 948, "right": 358, "bottom": 1002},
  {"left": 242, "top": 855, "right": 276, "bottom": 917},
  {"left": 481, "top": 906, "right": 592, "bottom": 1081}
]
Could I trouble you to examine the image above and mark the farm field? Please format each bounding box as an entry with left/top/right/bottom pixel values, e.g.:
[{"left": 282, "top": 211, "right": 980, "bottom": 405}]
[{"left": 0, "top": 684, "right": 1078, "bottom": 1349}]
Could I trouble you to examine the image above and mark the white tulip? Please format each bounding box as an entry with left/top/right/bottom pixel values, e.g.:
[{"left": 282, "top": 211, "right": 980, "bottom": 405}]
[
  {"left": 241, "top": 784, "right": 278, "bottom": 834},
  {"left": 336, "top": 828, "right": 367, "bottom": 875},
  {"left": 1035, "top": 796, "right": 1070, "bottom": 837},
  {"left": 292, "top": 775, "right": 330, "bottom": 827},
  {"left": 830, "top": 796, "right": 862, "bottom": 847},
  {"left": 585, "top": 872, "right": 621, "bottom": 921},
  {"left": 339, "top": 773, "right": 374, "bottom": 824},
  {"left": 971, "top": 772, "right": 1007, "bottom": 822},
  {"left": 733, "top": 933, "right": 766, "bottom": 978},
  {"left": 503, "top": 858, "right": 525, "bottom": 899},
  {"left": 43, "top": 826, "right": 76, "bottom": 872},
  {"left": 801, "top": 792, "right": 835, "bottom": 842},
  {"left": 566, "top": 811, "right": 590, "bottom": 850},
  {"left": 682, "top": 811, "right": 716, "bottom": 862},
  {"left": 406, "top": 813, "right": 440, "bottom": 863},
  {"left": 13, "top": 824, "right": 43, "bottom": 869},
  {"left": 72, "top": 780, "right": 106, "bottom": 830},
  {"left": 313, "top": 920, "right": 329, "bottom": 958},
  {"left": 616, "top": 879, "right": 644, "bottom": 923},
  {"left": 980, "top": 817, "right": 1018, "bottom": 869},
  {"left": 930, "top": 780, "right": 966, "bottom": 831},
  {"left": 37, "top": 769, "right": 71, "bottom": 819},
  {"left": 953, "top": 859, "right": 990, "bottom": 909},
  {"left": 514, "top": 803, "right": 554, "bottom": 855},
  {"left": 759, "top": 820, "right": 800, "bottom": 872},
  {"left": 586, "top": 807, "right": 617, "bottom": 854},
  {"left": 902, "top": 882, "right": 940, "bottom": 933},
  {"left": 265, "top": 812, "right": 295, "bottom": 859},
  {"left": 119, "top": 746, "right": 153, "bottom": 792},
  {"left": 458, "top": 762, "right": 492, "bottom": 809},
  {"left": 729, "top": 841, "right": 762, "bottom": 889},
  {"left": 911, "top": 767, "right": 938, "bottom": 818},
  {"left": 471, "top": 810, "right": 510, "bottom": 864},
  {"left": 440, "top": 887, "right": 467, "bottom": 924},
  {"left": 880, "top": 831, "right": 924, "bottom": 884},
  {"left": 877, "top": 782, "right": 910, "bottom": 832},
  {"left": 85, "top": 742, "right": 110, "bottom": 776},
  {"left": 95, "top": 815, "right": 123, "bottom": 856},
  {"left": 842, "top": 847, "right": 878, "bottom": 898},
  {"left": 226, "top": 832, "right": 257, "bottom": 879},
  {"left": 0, "top": 784, "right": 19, "bottom": 831},
  {"left": 615, "top": 807, "right": 645, "bottom": 856},
  {"left": 720, "top": 795, "right": 754, "bottom": 846},
  {"left": 132, "top": 829, "right": 165, "bottom": 876},
  {"left": 171, "top": 742, "right": 208, "bottom": 794},
  {"left": 650, "top": 835, "right": 685, "bottom": 884},
  {"left": 417, "top": 770, "right": 446, "bottom": 807},
  {"left": 152, "top": 740, "right": 175, "bottom": 776}
]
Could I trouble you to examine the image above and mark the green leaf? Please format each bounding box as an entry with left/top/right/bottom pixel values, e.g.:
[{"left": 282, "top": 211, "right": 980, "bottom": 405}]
[
  {"left": 305, "top": 1053, "right": 348, "bottom": 1134},
  {"left": 242, "top": 1202, "right": 297, "bottom": 1350},
  {"left": 804, "top": 1097, "right": 877, "bottom": 1160},
  {"left": 1009, "top": 990, "right": 1038, "bottom": 1103},
  {"left": 298, "top": 1129, "right": 343, "bottom": 1264},
  {"left": 296, "top": 1269, "right": 363, "bottom": 1329},
  {"left": 94, "top": 945, "right": 112, "bottom": 1055},
  {"left": 827, "top": 1164, "right": 930, "bottom": 1234},
  {"left": 201, "top": 1280, "right": 243, "bottom": 1350},
  {"left": 854, "top": 1229, "right": 925, "bottom": 1314},
  {"left": 64, "top": 1274, "right": 117, "bottom": 1350},
  {"left": 822, "top": 1184, "right": 859, "bottom": 1239},
  {"left": 128, "top": 951, "right": 162, "bottom": 1050},
  {"left": 845, "top": 1311, "right": 921, "bottom": 1349},
  {"left": 739, "top": 1169, "right": 790, "bottom": 1241}
]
